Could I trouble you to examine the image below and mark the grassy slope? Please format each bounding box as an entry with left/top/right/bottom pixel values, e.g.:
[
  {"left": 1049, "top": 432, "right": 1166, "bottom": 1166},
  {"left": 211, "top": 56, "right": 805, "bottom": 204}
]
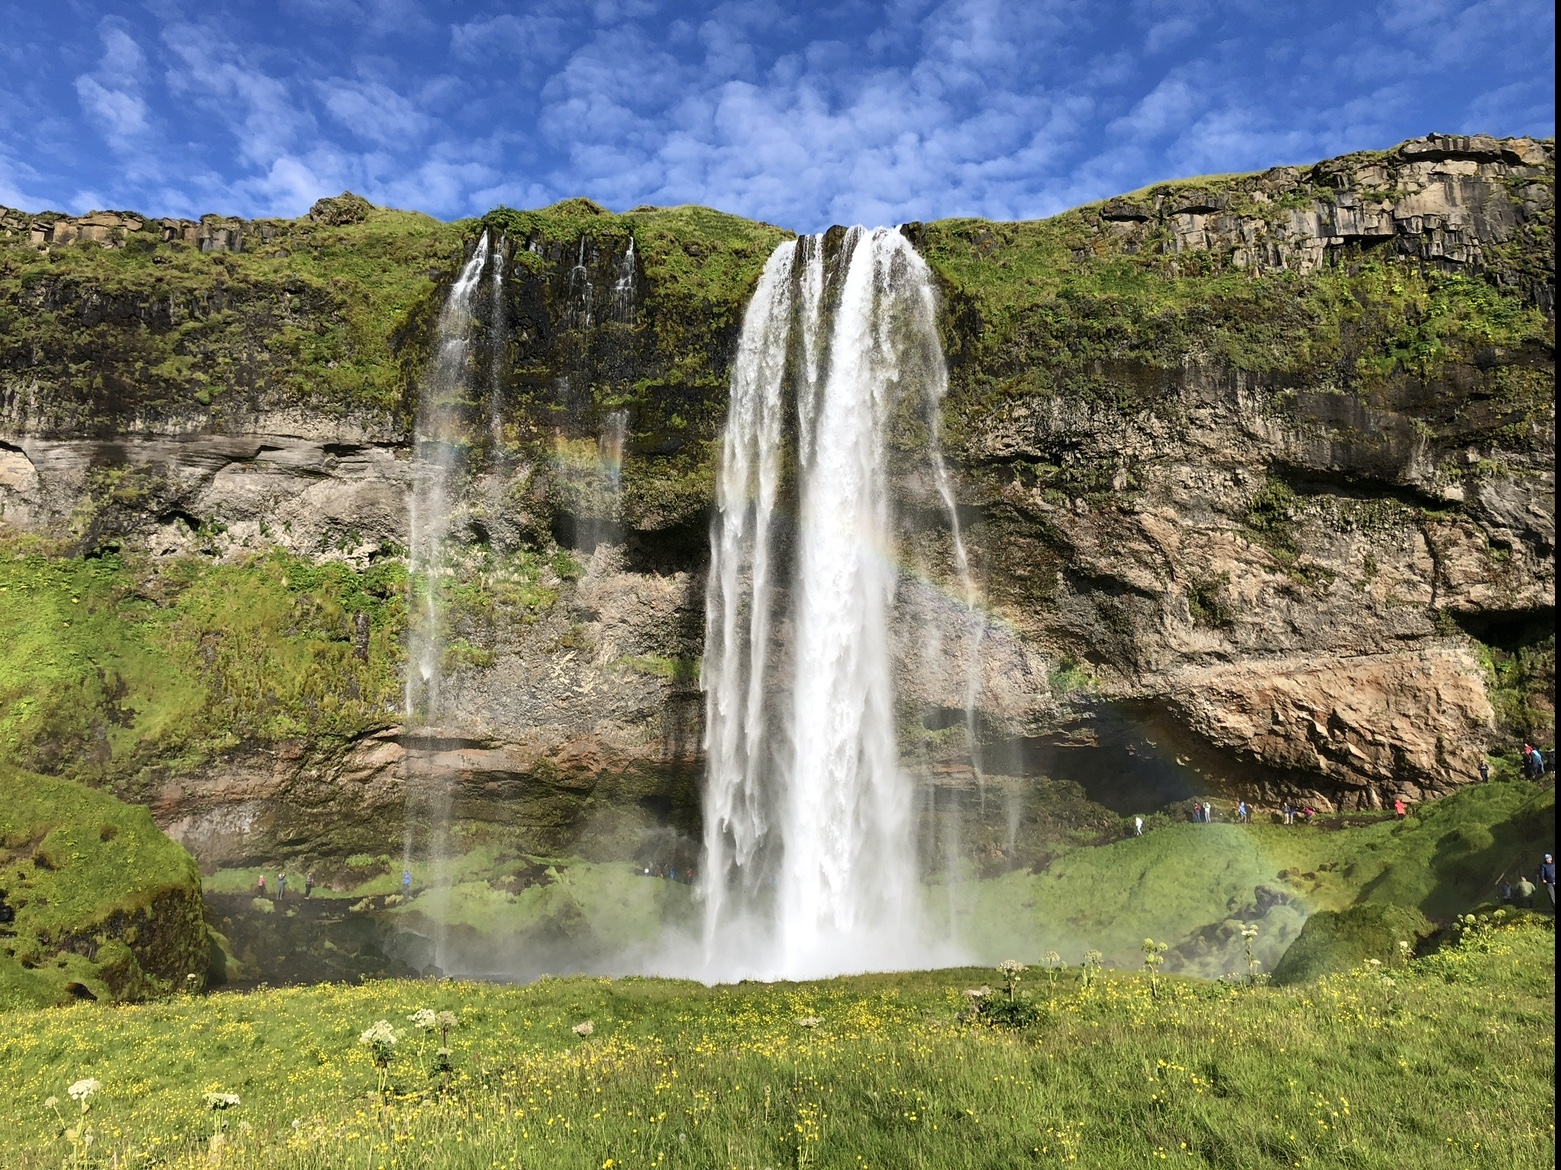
[
  {"left": 0, "top": 539, "right": 416, "bottom": 787},
  {"left": 0, "top": 765, "right": 204, "bottom": 1008},
  {"left": 959, "top": 781, "right": 1555, "bottom": 977},
  {"left": 917, "top": 193, "right": 1553, "bottom": 436},
  {"left": 0, "top": 917, "right": 1549, "bottom": 1168}
]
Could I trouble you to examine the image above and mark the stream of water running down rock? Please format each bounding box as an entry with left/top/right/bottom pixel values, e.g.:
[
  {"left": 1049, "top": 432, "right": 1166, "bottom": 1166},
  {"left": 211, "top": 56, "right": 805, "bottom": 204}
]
[
  {"left": 700, "top": 228, "right": 981, "bottom": 980},
  {"left": 404, "top": 231, "right": 496, "bottom": 967}
]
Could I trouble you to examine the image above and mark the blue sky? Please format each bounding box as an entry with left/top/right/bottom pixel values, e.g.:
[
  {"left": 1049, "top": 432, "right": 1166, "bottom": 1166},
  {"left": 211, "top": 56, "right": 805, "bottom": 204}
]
[{"left": 1, "top": 0, "right": 1553, "bottom": 231}]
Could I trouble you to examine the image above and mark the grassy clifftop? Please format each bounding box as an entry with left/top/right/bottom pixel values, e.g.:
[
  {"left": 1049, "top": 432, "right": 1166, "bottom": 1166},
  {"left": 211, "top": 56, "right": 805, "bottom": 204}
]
[
  {"left": 0, "top": 764, "right": 206, "bottom": 1007},
  {"left": 0, "top": 196, "right": 785, "bottom": 437}
]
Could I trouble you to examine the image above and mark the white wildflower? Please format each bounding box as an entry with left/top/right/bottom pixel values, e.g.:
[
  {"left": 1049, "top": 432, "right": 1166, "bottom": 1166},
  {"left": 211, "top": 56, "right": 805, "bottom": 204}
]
[
  {"left": 797, "top": 1017, "right": 822, "bottom": 1028},
  {"left": 67, "top": 1079, "right": 100, "bottom": 1103},
  {"left": 436, "top": 1010, "right": 458, "bottom": 1031},
  {"left": 408, "top": 1009, "right": 438, "bottom": 1030},
  {"left": 359, "top": 1020, "right": 399, "bottom": 1048},
  {"left": 203, "top": 1092, "right": 241, "bottom": 1110},
  {"left": 572, "top": 1020, "right": 595, "bottom": 1036}
]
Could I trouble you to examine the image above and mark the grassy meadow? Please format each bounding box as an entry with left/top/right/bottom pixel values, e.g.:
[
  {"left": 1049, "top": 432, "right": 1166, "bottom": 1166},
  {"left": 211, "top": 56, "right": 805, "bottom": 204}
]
[{"left": 1, "top": 914, "right": 1552, "bottom": 1169}]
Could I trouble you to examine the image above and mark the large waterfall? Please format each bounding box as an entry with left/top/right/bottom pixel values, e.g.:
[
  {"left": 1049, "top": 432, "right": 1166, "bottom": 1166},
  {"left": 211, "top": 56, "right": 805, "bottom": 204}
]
[{"left": 700, "top": 228, "right": 975, "bottom": 980}]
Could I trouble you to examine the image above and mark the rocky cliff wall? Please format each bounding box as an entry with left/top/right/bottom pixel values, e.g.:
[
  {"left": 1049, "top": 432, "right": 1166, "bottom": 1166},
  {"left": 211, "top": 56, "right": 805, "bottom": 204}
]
[{"left": 0, "top": 137, "right": 1552, "bottom": 869}]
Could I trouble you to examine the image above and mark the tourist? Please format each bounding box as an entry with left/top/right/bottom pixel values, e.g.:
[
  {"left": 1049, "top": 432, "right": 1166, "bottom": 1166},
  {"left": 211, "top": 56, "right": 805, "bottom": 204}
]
[
  {"left": 1499, "top": 879, "right": 1514, "bottom": 904},
  {"left": 1514, "top": 876, "right": 1536, "bottom": 909},
  {"left": 304, "top": 872, "right": 314, "bottom": 898},
  {"left": 257, "top": 873, "right": 266, "bottom": 897},
  {"left": 1237, "top": 800, "right": 1248, "bottom": 823},
  {"left": 1393, "top": 798, "right": 1407, "bottom": 819},
  {"left": 277, "top": 873, "right": 287, "bottom": 900},
  {"left": 1281, "top": 802, "right": 1293, "bottom": 826},
  {"left": 402, "top": 869, "right": 413, "bottom": 896},
  {"left": 1539, "top": 855, "right": 1556, "bottom": 907},
  {"left": 1302, "top": 807, "right": 1315, "bottom": 824},
  {"left": 1534, "top": 749, "right": 1548, "bottom": 777},
  {"left": 1478, "top": 760, "right": 1490, "bottom": 782},
  {"left": 1134, "top": 815, "right": 1144, "bottom": 836},
  {"left": 1203, "top": 801, "right": 1212, "bottom": 824}
]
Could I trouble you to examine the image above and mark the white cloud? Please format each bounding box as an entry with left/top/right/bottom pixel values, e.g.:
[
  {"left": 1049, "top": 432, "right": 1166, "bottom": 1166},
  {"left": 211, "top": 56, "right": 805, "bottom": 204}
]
[
  {"left": 318, "top": 79, "right": 432, "bottom": 146},
  {"left": 75, "top": 76, "right": 151, "bottom": 139},
  {"left": 162, "top": 25, "right": 314, "bottom": 169},
  {"left": 74, "top": 23, "right": 152, "bottom": 146},
  {"left": 0, "top": 0, "right": 1552, "bottom": 224}
]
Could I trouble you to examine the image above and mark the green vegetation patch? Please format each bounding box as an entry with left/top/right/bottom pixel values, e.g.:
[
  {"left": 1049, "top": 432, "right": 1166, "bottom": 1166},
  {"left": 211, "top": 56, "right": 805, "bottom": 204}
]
[
  {"left": 0, "top": 919, "right": 1550, "bottom": 1167},
  {"left": 0, "top": 541, "right": 406, "bottom": 788},
  {"left": 0, "top": 204, "right": 465, "bottom": 425},
  {"left": 0, "top": 764, "right": 205, "bottom": 1008},
  {"left": 1270, "top": 903, "right": 1432, "bottom": 984},
  {"left": 915, "top": 214, "right": 1554, "bottom": 454},
  {"left": 956, "top": 780, "right": 1554, "bottom": 980}
]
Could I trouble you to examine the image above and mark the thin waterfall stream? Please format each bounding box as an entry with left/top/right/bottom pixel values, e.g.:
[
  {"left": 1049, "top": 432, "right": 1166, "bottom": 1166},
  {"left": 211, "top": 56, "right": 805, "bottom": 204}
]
[{"left": 404, "top": 230, "right": 499, "bottom": 971}]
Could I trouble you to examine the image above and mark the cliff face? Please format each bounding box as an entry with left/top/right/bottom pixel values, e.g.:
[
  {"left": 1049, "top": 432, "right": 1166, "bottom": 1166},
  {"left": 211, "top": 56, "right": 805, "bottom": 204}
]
[{"left": 0, "top": 136, "right": 1552, "bottom": 869}]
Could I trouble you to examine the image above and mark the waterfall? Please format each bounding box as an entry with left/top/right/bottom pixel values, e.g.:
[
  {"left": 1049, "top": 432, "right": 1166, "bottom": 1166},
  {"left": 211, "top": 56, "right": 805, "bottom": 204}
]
[
  {"left": 700, "top": 227, "right": 976, "bottom": 980},
  {"left": 403, "top": 230, "right": 493, "bottom": 972},
  {"left": 612, "top": 235, "right": 638, "bottom": 323},
  {"left": 406, "top": 230, "right": 491, "bottom": 722},
  {"left": 487, "top": 234, "right": 507, "bottom": 452}
]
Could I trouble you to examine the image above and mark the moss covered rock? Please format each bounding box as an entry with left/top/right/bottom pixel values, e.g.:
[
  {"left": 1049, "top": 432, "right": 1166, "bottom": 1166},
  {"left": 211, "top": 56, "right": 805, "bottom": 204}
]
[
  {"left": 1270, "top": 903, "right": 1431, "bottom": 985},
  {"left": 0, "top": 764, "right": 206, "bottom": 1007}
]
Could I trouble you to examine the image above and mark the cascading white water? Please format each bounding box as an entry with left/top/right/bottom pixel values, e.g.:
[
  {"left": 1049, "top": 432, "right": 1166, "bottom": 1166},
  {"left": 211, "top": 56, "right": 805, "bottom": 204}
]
[
  {"left": 700, "top": 227, "right": 976, "bottom": 980},
  {"left": 403, "top": 231, "right": 497, "bottom": 971},
  {"left": 406, "top": 231, "right": 491, "bottom": 722},
  {"left": 487, "top": 233, "right": 508, "bottom": 451},
  {"left": 612, "top": 236, "right": 638, "bottom": 323}
]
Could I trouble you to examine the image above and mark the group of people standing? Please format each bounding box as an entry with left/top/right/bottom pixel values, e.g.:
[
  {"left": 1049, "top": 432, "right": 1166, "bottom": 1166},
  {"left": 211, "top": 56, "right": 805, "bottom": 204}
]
[
  {"left": 1500, "top": 855, "right": 1556, "bottom": 909},
  {"left": 1522, "top": 744, "right": 1549, "bottom": 779},
  {"left": 256, "top": 872, "right": 313, "bottom": 899},
  {"left": 641, "top": 863, "right": 696, "bottom": 883}
]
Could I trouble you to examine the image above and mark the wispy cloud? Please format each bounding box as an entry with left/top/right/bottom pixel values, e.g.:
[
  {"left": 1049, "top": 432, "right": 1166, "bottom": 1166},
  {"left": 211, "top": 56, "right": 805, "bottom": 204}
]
[
  {"left": 0, "top": 0, "right": 1552, "bottom": 224},
  {"left": 75, "top": 23, "right": 152, "bottom": 144}
]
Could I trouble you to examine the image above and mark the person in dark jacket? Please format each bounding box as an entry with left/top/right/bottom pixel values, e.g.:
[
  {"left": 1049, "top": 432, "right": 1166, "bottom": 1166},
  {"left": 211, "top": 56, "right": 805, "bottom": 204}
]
[{"left": 1540, "top": 854, "right": 1556, "bottom": 907}]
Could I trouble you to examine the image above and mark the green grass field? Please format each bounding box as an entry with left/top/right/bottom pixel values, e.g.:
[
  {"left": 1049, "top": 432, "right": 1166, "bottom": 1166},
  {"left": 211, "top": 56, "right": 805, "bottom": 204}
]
[{"left": 0, "top": 914, "right": 1551, "bottom": 1169}]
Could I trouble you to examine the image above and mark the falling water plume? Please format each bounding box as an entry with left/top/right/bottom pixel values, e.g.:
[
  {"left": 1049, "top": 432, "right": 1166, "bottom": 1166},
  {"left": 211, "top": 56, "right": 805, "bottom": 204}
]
[
  {"left": 404, "top": 230, "right": 493, "bottom": 971},
  {"left": 699, "top": 228, "right": 980, "bottom": 981}
]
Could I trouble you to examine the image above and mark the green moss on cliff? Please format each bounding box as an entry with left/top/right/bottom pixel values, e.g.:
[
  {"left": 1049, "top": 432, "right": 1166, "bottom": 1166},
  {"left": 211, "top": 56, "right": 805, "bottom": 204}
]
[
  {"left": 0, "top": 541, "right": 406, "bottom": 787},
  {"left": 0, "top": 206, "right": 464, "bottom": 428},
  {"left": 0, "top": 764, "right": 205, "bottom": 1006},
  {"left": 918, "top": 215, "right": 1553, "bottom": 451}
]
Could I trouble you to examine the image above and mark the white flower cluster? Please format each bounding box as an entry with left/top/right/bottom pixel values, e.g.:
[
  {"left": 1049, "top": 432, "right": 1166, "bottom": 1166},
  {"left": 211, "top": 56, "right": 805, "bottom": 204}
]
[
  {"left": 67, "top": 1079, "right": 101, "bottom": 1104},
  {"left": 572, "top": 1020, "right": 595, "bottom": 1037},
  {"left": 203, "top": 1092, "right": 241, "bottom": 1110},
  {"left": 359, "top": 1020, "right": 399, "bottom": 1048}
]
